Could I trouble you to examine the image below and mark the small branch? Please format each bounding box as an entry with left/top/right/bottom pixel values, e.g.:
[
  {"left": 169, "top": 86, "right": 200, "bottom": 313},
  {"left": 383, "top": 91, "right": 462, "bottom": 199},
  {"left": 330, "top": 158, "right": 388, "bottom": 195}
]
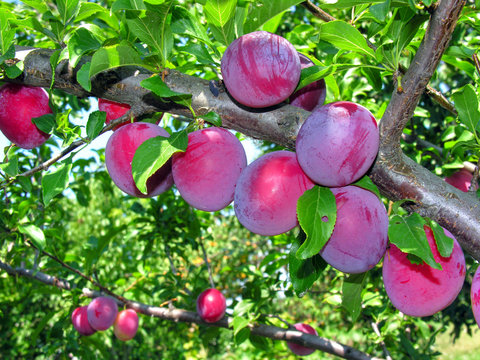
[
  {"left": 301, "top": 1, "right": 336, "bottom": 22},
  {"left": 371, "top": 322, "right": 392, "bottom": 360},
  {"left": 0, "top": 260, "right": 383, "bottom": 360},
  {"left": 198, "top": 237, "right": 215, "bottom": 289}
]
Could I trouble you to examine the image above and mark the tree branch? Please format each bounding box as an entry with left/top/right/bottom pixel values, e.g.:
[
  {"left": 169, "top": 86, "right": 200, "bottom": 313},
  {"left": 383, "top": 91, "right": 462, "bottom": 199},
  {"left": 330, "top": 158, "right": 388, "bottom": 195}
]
[{"left": 0, "top": 259, "right": 383, "bottom": 360}]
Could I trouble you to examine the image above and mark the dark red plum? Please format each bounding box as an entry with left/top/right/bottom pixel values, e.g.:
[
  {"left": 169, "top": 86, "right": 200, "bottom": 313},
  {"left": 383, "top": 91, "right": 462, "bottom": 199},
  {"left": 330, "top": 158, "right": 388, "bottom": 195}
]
[
  {"left": 221, "top": 31, "right": 301, "bottom": 108},
  {"left": 172, "top": 127, "right": 247, "bottom": 212},
  {"left": 105, "top": 122, "right": 173, "bottom": 198},
  {"left": 445, "top": 168, "right": 477, "bottom": 192},
  {"left": 98, "top": 98, "right": 132, "bottom": 130},
  {"left": 383, "top": 226, "right": 466, "bottom": 317},
  {"left": 286, "top": 323, "right": 318, "bottom": 356},
  {"left": 71, "top": 306, "right": 96, "bottom": 336},
  {"left": 289, "top": 53, "right": 326, "bottom": 111},
  {"left": 114, "top": 309, "right": 139, "bottom": 341},
  {"left": 87, "top": 296, "right": 119, "bottom": 331},
  {"left": 296, "top": 101, "right": 379, "bottom": 187},
  {"left": 471, "top": 266, "right": 480, "bottom": 328},
  {"left": 196, "top": 288, "right": 226, "bottom": 323},
  {"left": 320, "top": 186, "right": 388, "bottom": 273},
  {"left": 0, "top": 83, "right": 51, "bottom": 149},
  {"left": 234, "top": 151, "right": 314, "bottom": 236}
]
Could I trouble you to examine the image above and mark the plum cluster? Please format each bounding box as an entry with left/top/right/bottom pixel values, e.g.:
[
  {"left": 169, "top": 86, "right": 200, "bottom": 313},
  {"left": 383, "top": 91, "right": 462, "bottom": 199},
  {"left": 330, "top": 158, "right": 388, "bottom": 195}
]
[{"left": 71, "top": 296, "right": 139, "bottom": 341}]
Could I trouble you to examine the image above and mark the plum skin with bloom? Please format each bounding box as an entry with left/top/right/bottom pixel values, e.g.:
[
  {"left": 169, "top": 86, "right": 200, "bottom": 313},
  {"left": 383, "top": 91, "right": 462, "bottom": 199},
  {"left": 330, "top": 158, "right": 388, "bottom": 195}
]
[
  {"left": 286, "top": 323, "right": 318, "bottom": 356},
  {"left": 296, "top": 101, "right": 379, "bottom": 187},
  {"left": 172, "top": 127, "right": 247, "bottom": 212},
  {"left": 289, "top": 53, "right": 326, "bottom": 112},
  {"left": 114, "top": 309, "right": 139, "bottom": 341},
  {"left": 71, "top": 306, "right": 96, "bottom": 336},
  {"left": 221, "top": 31, "right": 301, "bottom": 108},
  {"left": 87, "top": 296, "right": 119, "bottom": 331},
  {"left": 445, "top": 169, "right": 477, "bottom": 192},
  {"left": 0, "top": 83, "right": 52, "bottom": 149},
  {"left": 471, "top": 266, "right": 480, "bottom": 328},
  {"left": 105, "top": 122, "right": 174, "bottom": 198},
  {"left": 234, "top": 150, "right": 314, "bottom": 236},
  {"left": 382, "top": 226, "right": 466, "bottom": 317},
  {"left": 98, "top": 98, "right": 132, "bottom": 130},
  {"left": 196, "top": 288, "right": 226, "bottom": 323}
]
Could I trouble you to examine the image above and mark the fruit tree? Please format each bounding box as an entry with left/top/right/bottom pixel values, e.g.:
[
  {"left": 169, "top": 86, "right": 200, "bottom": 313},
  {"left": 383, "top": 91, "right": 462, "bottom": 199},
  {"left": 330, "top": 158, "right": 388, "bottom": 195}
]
[{"left": 1, "top": 0, "right": 480, "bottom": 359}]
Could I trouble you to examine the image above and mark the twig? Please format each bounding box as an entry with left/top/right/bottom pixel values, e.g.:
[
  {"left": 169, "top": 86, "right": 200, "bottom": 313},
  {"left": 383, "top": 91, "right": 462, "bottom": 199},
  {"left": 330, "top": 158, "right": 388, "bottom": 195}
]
[
  {"left": 301, "top": 0, "right": 335, "bottom": 22},
  {"left": 371, "top": 322, "right": 393, "bottom": 360},
  {"left": 198, "top": 237, "right": 215, "bottom": 289}
]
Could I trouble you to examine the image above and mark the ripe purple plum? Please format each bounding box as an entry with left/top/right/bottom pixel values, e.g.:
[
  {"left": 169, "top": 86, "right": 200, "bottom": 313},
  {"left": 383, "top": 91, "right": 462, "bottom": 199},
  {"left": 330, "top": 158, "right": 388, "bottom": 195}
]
[
  {"left": 296, "top": 101, "right": 379, "bottom": 187},
  {"left": 98, "top": 98, "right": 132, "bottom": 130},
  {"left": 320, "top": 186, "right": 388, "bottom": 273},
  {"left": 234, "top": 150, "right": 314, "bottom": 236},
  {"left": 286, "top": 323, "right": 318, "bottom": 356},
  {"left": 289, "top": 53, "right": 326, "bottom": 111},
  {"left": 196, "top": 288, "right": 226, "bottom": 323},
  {"left": 382, "top": 226, "right": 466, "bottom": 317},
  {"left": 221, "top": 31, "right": 301, "bottom": 108},
  {"left": 105, "top": 122, "right": 173, "bottom": 198},
  {"left": 71, "top": 306, "right": 96, "bottom": 336},
  {"left": 471, "top": 266, "right": 480, "bottom": 328},
  {"left": 114, "top": 309, "right": 139, "bottom": 341},
  {"left": 0, "top": 83, "right": 52, "bottom": 149},
  {"left": 87, "top": 296, "right": 119, "bottom": 331},
  {"left": 172, "top": 127, "right": 247, "bottom": 211},
  {"left": 445, "top": 169, "right": 477, "bottom": 192}
]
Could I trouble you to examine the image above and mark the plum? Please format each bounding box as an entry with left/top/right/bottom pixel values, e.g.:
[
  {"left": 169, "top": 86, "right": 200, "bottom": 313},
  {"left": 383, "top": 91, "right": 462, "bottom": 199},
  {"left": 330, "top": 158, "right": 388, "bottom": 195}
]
[
  {"left": 320, "top": 185, "right": 388, "bottom": 273},
  {"left": 0, "top": 83, "right": 51, "bottom": 149},
  {"left": 221, "top": 31, "right": 301, "bottom": 108},
  {"left": 114, "top": 309, "right": 139, "bottom": 341},
  {"left": 172, "top": 127, "right": 247, "bottom": 211},
  {"left": 286, "top": 323, "right": 317, "bottom": 356},
  {"left": 98, "top": 98, "right": 132, "bottom": 130},
  {"left": 382, "top": 226, "right": 466, "bottom": 317},
  {"left": 87, "top": 296, "right": 119, "bottom": 331},
  {"left": 71, "top": 306, "right": 96, "bottom": 336},
  {"left": 296, "top": 101, "right": 379, "bottom": 187},
  {"left": 234, "top": 150, "right": 314, "bottom": 236},
  {"left": 445, "top": 168, "right": 477, "bottom": 192},
  {"left": 196, "top": 288, "right": 226, "bottom": 323},
  {"left": 289, "top": 53, "right": 326, "bottom": 111},
  {"left": 471, "top": 266, "right": 480, "bottom": 328},
  {"left": 105, "top": 122, "right": 173, "bottom": 198}
]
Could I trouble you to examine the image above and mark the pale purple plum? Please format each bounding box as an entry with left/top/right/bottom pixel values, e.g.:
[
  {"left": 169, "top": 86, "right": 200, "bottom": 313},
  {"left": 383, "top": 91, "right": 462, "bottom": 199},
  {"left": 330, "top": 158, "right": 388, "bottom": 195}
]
[
  {"left": 196, "top": 288, "right": 226, "bottom": 323},
  {"left": 71, "top": 306, "right": 96, "bottom": 336},
  {"left": 234, "top": 150, "right": 314, "bottom": 236},
  {"left": 87, "top": 296, "right": 119, "bottom": 331},
  {"left": 383, "top": 226, "right": 466, "bottom": 317},
  {"left": 320, "top": 185, "right": 388, "bottom": 273},
  {"left": 0, "top": 83, "right": 51, "bottom": 149},
  {"left": 445, "top": 169, "right": 477, "bottom": 192},
  {"left": 296, "top": 101, "right": 379, "bottom": 187},
  {"left": 289, "top": 53, "right": 326, "bottom": 111},
  {"left": 172, "top": 127, "right": 247, "bottom": 211},
  {"left": 286, "top": 323, "right": 318, "bottom": 356},
  {"left": 114, "top": 309, "right": 139, "bottom": 341},
  {"left": 105, "top": 122, "right": 173, "bottom": 198},
  {"left": 221, "top": 31, "right": 301, "bottom": 108},
  {"left": 471, "top": 266, "right": 480, "bottom": 328}
]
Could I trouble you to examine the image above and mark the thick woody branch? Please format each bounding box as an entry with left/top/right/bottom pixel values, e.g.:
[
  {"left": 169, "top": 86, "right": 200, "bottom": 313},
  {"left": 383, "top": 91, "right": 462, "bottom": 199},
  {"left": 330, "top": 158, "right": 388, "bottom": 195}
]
[{"left": 0, "top": 260, "right": 381, "bottom": 360}]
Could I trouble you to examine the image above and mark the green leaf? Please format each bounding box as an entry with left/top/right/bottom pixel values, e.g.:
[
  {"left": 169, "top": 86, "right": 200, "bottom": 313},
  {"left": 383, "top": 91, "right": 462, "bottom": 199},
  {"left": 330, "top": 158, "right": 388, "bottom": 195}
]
[
  {"left": 342, "top": 272, "right": 367, "bottom": 322},
  {"left": 200, "top": 112, "right": 222, "bottom": 127},
  {"left": 204, "top": 0, "right": 237, "bottom": 45},
  {"left": 20, "top": 0, "right": 49, "bottom": 12},
  {"left": 171, "top": 5, "right": 213, "bottom": 47},
  {"left": 0, "top": 44, "right": 15, "bottom": 65},
  {"left": 289, "top": 232, "right": 328, "bottom": 296},
  {"left": 249, "top": 333, "right": 271, "bottom": 350},
  {"left": 42, "top": 159, "right": 73, "bottom": 206},
  {"left": 112, "top": 0, "right": 147, "bottom": 11},
  {"left": 56, "top": 0, "right": 80, "bottom": 26},
  {"left": 132, "top": 130, "right": 188, "bottom": 194},
  {"left": 76, "top": 2, "right": 109, "bottom": 22},
  {"left": 0, "top": 156, "right": 18, "bottom": 177},
  {"left": 295, "top": 65, "right": 336, "bottom": 92},
  {"left": 141, "top": 76, "right": 193, "bottom": 109},
  {"left": 18, "top": 224, "right": 46, "bottom": 250},
  {"left": 181, "top": 43, "right": 215, "bottom": 64},
  {"left": 86, "top": 111, "right": 106, "bottom": 141},
  {"left": 0, "top": 11, "right": 16, "bottom": 55},
  {"left": 77, "top": 62, "right": 92, "bottom": 91},
  {"left": 388, "top": 213, "right": 441, "bottom": 270},
  {"left": 32, "top": 114, "right": 56, "bottom": 134},
  {"left": 233, "top": 299, "right": 255, "bottom": 316},
  {"left": 351, "top": 176, "right": 381, "bottom": 199},
  {"left": 296, "top": 186, "right": 337, "bottom": 259},
  {"left": 370, "top": 0, "right": 391, "bottom": 22},
  {"left": 232, "top": 316, "right": 249, "bottom": 336},
  {"left": 452, "top": 84, "right": 480, "bottom": 134},
  {"left": 68, "top": 28, "right": 101, "bottom": 68},
  {"left": 243, "top": 0, "right": 303, "bottom": 34},
  {"left": 89, "top": 44, "right": 143, "bottom": 79},
  {"left": 5, "top": 61, "right": 24, "bottom": 79},
  {"left": 320, "top": 20, "right": 376, "bottom": 59},
  {"left": 321, "top": 0, "right": 385, "bottom": 9},
  {"left": 428, "top": 220, "right": 454, "bottom": 258}
]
